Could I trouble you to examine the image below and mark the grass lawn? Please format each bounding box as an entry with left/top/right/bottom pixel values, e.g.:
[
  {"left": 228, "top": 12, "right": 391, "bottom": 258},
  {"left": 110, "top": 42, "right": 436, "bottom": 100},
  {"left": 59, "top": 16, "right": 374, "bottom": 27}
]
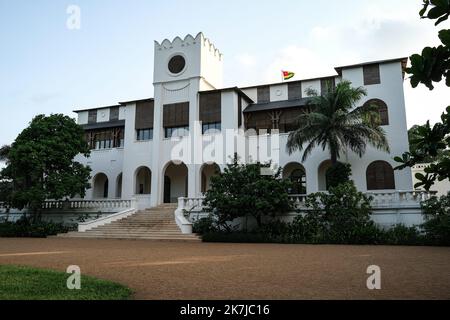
[{"left": 0, "top": 265, "right": 132, "bottom": 300}]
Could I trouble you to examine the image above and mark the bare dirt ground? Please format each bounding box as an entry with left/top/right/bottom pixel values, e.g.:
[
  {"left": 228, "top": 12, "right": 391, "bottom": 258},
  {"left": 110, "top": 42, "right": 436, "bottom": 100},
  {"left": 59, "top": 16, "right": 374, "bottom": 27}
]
[{"left": 0, "top": 238, "right": 449, "bottom": 300}]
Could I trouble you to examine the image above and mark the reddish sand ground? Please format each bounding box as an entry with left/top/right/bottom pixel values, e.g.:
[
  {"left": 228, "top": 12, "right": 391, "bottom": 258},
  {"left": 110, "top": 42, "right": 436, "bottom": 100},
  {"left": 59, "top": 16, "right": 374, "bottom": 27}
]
[{"left": 0, "top": 238, "right": 449, "bottom": 300}]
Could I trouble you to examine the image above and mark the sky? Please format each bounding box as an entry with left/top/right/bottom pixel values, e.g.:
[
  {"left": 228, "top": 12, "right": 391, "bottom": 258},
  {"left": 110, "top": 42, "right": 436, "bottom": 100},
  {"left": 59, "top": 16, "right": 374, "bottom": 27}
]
[{"left": 1, "top": 0, "right": 449, "bottom": 149}]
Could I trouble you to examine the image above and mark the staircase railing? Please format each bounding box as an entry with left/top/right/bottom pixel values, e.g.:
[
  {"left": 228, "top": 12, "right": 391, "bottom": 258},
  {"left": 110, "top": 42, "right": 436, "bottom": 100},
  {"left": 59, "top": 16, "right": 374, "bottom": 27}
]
[
  {"left": 42, "top": 199, "right": 132, "bottom": 210},
  {"left": 174, "top": 197, "right": 204, "bottom": 234}
]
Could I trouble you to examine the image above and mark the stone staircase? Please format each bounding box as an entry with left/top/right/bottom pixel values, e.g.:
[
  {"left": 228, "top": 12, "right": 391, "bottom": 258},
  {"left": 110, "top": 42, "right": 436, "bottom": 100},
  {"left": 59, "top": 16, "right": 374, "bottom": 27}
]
[{"left": 58, "top": 204, "right": 201, "bottom": 242}]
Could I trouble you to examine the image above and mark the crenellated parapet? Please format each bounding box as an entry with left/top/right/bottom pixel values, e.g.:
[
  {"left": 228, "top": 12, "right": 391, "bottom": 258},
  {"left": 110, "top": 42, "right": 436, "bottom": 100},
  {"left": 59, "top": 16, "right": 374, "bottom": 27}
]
[{"left": 155, "top": 32, "right": 223, "bottom": 61}]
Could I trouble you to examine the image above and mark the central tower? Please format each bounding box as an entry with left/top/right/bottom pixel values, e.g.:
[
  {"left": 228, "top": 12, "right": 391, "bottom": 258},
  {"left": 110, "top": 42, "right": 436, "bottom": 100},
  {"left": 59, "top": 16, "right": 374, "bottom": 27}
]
[
  {"left": 151, "top": 33, "right": 223, "bottom": 206},
  {"left": 153, "top": 32, "right": 223, "bottom": 89}
]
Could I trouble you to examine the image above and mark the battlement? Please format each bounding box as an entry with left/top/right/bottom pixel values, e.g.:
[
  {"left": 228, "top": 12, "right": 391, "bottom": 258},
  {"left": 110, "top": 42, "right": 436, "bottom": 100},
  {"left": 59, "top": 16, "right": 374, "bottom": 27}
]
[{"left": 155, "top": 32, "right": 223, "bottom": 61}]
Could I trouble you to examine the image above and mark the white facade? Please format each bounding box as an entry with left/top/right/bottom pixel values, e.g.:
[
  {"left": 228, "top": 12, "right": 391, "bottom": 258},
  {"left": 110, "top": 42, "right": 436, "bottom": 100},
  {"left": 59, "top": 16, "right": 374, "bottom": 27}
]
[{"left": 74, "top": 32, "right": 413, "bottom": 208}]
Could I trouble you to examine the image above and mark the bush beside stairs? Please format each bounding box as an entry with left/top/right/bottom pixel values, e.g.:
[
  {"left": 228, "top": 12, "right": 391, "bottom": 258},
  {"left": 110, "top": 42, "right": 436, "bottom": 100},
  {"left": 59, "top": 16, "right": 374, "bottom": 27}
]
[{"left": 58, "top": 204, "right": 201, "bottom": 242}]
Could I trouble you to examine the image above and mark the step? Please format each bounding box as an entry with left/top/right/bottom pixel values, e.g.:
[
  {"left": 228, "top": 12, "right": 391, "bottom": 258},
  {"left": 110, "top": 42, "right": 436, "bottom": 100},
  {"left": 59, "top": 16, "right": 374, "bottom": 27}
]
[
  {"left": 63, "top": 231, "right": 199, "bottom": 237},
  {"left": 89, "top": 227, "right": 181, "bottom": 231},
  {"left": 59, "top": 235, "right": 201, "bottom": 242},
  {"left": 84, "top": 231, "right": 187, "bottom": 235},
  {"left": 60, "top": 233, "right": 200, "bottom": 240}
]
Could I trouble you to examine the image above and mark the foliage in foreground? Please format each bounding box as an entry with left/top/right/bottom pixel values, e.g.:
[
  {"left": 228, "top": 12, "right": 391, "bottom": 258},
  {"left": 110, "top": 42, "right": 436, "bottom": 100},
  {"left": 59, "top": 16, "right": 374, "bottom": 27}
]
[
  {"left": 0, "top": 217, "right": 75, "bottom": 238},
  {"left": 196, "top": 183, "right": 450, "bottom": 246},
  {"left": 395, "top": 1, "right": 450, "bottom": 191},
  {"left": 421, "top": 193, "right": 450, "bottom": 245},
  {"left": 0, "top": 265, "right": 132, "bottom": 300},
  {"left": 203, "top": 156, "right": 292, "bottom": 230},
  {"left": 0, "top": 114, "right": 91, "bottom": 217}
]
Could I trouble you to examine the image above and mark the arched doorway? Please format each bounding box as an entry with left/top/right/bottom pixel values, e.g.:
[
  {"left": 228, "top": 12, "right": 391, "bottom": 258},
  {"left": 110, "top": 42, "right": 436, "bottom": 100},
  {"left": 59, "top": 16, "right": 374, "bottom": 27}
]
[
  {"left": 283, "top": 162, "right": 307, "bottom": 195},
  {"left": 201, "top": 163, "right": 221, "bottom": 193},
  {"left": 92, "top": 173, "right": 109, "bottom": 199},
  {"left": 163, "top": 161, "right": 188, "bottom": 203},
  {"left": 115, "top": 173, "right": 122, "bottom": 198},
  {"left": 318, "top": 160, "right": 333, "bottom": 191},
  {"left": 135, "top": 167, "right": 152, "bottom": 195}
]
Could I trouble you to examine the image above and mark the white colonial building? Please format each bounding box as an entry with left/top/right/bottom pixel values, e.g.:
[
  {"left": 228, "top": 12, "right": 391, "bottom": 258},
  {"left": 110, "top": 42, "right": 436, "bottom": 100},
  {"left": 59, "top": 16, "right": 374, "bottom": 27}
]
[{"left": 73, "top": 32, "right": 413, "bottom": 212}]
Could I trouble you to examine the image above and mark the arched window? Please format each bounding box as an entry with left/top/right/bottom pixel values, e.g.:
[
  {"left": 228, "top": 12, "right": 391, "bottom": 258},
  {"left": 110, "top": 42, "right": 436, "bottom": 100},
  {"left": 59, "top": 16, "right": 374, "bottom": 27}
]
[
  {"left": 366, "top": 161, "right": 395, "bottom": 190},
  {"left": 283, "top": 162, "right": 307, "bottom": 194},
  {"left": 364, "top": 99, "right": 389, "bottom": 126},
  {"left": 290, "top": 169, "right": 307, "bottom": 195}
]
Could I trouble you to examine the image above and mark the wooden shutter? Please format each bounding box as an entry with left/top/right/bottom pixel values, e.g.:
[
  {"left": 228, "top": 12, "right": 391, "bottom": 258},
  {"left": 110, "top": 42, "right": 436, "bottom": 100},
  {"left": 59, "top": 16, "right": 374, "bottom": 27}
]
[
  {"left": 199, "top": 92, "right": 221, "bottom": 124},
  {"left": 279, "top": 108, "right": 303, "bottom": 133},
  {"left": 379, "top": 104, "right": 389, "bottom": 125},
  {"left": 245, "top": 111, "right": 271, "bottom": 131},
  {"left": 363, "top": 64, "right": 381, "bottom": 85},
  {"left": 288, "top": 82, "right": 302, "bottom": 100},
  {"left": 366, "top": 161, "right": 395, "bottom": 190},
  {"left": 88, "top": 110, "right": 97, "bottom": 124},
  {"left": 257, "top": 86, "right": 270, "bottom": 103},
  {"left": 135, "top": 101, "right": 154, "bottom": 129},
  {"left": 110, "top": 107, "right": 120, "bottom": 121},
  {"left": 163, "top": 102, "right": 189, "bottom": 127}
]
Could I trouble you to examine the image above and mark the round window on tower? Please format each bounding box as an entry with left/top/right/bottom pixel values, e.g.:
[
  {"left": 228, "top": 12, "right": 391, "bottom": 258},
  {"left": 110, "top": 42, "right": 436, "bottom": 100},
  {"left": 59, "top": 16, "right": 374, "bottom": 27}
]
[{"left": 168, "top": 55, "right": 186, "bottom": 74}]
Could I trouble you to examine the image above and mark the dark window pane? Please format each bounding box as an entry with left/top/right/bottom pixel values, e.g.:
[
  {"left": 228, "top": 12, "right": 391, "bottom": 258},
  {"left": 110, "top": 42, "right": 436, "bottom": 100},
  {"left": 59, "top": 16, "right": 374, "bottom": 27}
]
[
  {"left": 168, "top": 55, "right": 186, "bottom": 74},
  {"left": 363, "top": 64, "right": 381, "bottom": 85}
]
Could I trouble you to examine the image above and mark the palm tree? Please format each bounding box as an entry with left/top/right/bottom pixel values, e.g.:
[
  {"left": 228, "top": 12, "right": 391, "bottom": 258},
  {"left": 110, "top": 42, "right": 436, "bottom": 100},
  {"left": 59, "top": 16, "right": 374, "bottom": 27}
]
[{"left": 287, "top": 80, "right": 390, "bottom": 165}]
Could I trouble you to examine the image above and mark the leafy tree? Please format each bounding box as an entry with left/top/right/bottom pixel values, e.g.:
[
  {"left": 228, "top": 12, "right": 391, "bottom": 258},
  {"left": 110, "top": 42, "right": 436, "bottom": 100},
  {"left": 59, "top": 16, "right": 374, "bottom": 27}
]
[
  {"left": 287, "top": 80, "right": 390, "bottom": 184},
  {"left": 0, "top": 145, "right": 13, "bottom": 220},
  {"left": 395, "top": 1, "right": 450, "bottom": 190},
  {"left": 408, "top": 124, "right": 450, "bottom": 163},
  {"left": 0, "top": 114, "right": 91, "bottom": 218},
  {"left": 408, "top": 0, "right": 450, "bottom": 90},
  {"left": 0, "top": 145, "right": 10, "bottom": 162},
  {"left": 203, "top": 155, "right": 292, "bottom": 230}
]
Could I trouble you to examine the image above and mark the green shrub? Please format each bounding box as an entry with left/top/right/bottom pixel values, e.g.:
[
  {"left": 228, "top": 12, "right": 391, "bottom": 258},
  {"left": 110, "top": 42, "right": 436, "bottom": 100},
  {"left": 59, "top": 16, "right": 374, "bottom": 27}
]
[
  {"left": 325, "top": 162, "right": 352, "bottom": 189},
  {"left": 0, "top": 217, "right": 74, "bottom": 238},
  {"left": 257, "top": 220, "right": 291, "bottom": 243},
  {"left": 421, "top": 193, "right": 450, "bottom": 245},
  {"left": 382, "top": 224, "right": 424, "bottom": 246},
  {"left": 192, "top": 216, "right": 217, "bottom": 235},
  {"left": 289, "top": 214, "right": 322, "bottom": 244},
  {"left": 300, "top": 182, "right": 378, "bottom": 244},
  {"left": 204, "top": 155, "right": 292, "bottom": 231}
]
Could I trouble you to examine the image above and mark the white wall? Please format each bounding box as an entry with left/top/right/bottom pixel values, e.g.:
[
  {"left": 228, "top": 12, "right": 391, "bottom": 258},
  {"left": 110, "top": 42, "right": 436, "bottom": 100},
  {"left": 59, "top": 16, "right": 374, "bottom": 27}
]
[
  {"left": 96, "top": 108, "right": 110, "bottom": 123},
  {"left": 75, "top": 148, "right": 124, "bottom": 200},
  {"left": 270, "top": 84, "right": 288, "bottom": 102},
  {"left": 78, "top": 111, "right": 88, "bottom": 125}
]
